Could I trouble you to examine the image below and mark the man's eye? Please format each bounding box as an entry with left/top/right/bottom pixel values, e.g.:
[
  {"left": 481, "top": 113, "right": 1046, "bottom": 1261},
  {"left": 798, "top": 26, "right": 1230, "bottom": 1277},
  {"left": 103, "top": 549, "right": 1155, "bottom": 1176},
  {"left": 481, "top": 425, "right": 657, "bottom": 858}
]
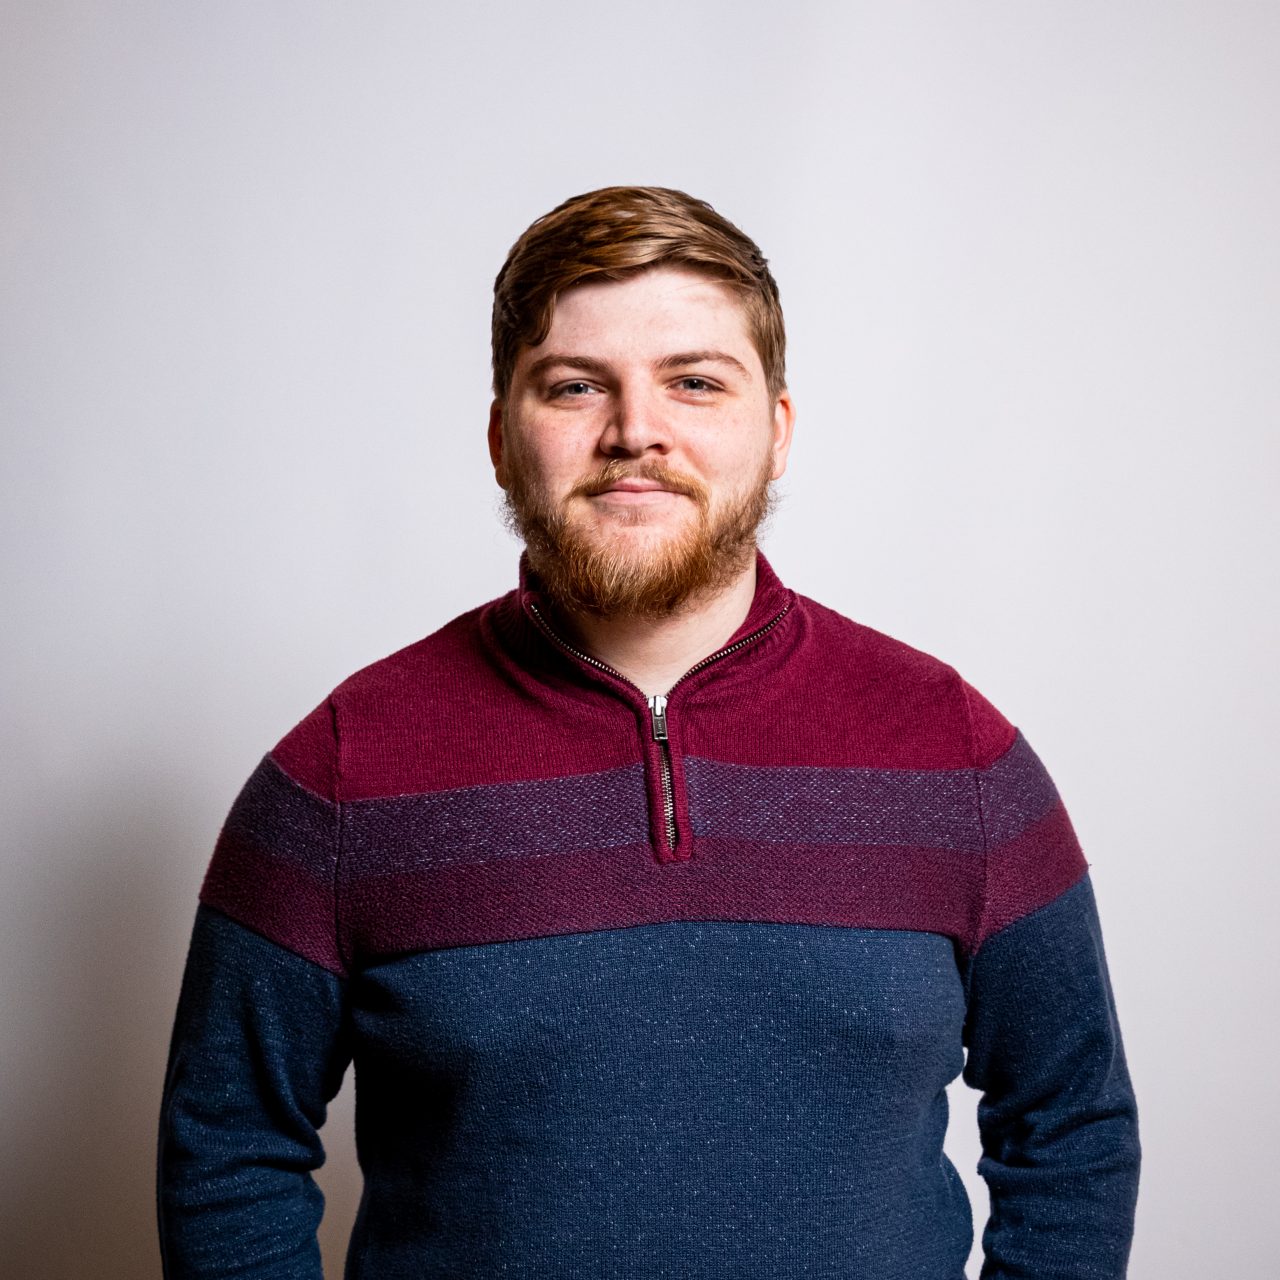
[
  {"left": 677, "top": 376, "right": 716, "bottom": 393},
  {"left": 552, "top": 381, "right": 597, "bottom": 398}
]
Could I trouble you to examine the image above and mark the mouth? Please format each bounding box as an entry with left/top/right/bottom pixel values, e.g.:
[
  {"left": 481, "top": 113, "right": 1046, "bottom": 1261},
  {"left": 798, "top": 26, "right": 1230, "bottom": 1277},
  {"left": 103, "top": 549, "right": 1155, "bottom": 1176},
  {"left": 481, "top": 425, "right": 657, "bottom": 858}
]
[
  {"left": 587, "top": 483, "right": 686, "bottom": 505},
  {"left": 571, "top": 465, "right": 705, "bottom": 509},
  {"left": 583, "top": 471, "right": 697, "bottom": 497},
  {"left": 596, "top": 480, "right": 677, "bottom": 495}
]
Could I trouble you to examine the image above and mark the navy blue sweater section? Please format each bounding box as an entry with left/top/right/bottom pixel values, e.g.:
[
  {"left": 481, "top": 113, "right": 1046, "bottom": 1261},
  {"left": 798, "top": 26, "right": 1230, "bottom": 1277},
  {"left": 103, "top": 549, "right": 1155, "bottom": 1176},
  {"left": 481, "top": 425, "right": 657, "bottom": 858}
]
[{"left": 158, "top": 873, "right": 1138, "bottom": 1279}]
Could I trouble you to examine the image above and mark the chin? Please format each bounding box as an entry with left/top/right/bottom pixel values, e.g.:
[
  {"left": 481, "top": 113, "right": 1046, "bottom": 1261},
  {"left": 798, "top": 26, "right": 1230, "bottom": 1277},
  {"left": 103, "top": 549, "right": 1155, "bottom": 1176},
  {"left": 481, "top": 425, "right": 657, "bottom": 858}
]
[
  {"left": 576, "top": 495, "right": 688, "bottom": 529},
  {"left": 582, "top": 517, "right": 693, "bottom": 557}
]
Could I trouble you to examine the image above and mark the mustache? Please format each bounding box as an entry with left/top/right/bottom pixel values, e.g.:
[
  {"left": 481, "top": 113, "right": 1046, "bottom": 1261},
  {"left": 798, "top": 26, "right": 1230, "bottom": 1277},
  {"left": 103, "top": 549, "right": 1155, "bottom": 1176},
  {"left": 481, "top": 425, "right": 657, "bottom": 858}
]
[{"left": 570, "top": 459, "right": 708, "bottom": 503}]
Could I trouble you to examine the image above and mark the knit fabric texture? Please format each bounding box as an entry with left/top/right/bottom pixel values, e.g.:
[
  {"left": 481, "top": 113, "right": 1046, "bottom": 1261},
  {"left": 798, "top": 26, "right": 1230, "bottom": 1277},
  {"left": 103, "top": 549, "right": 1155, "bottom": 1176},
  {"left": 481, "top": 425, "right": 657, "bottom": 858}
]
[{"left": 157, "top": 552, "right": 1141, "bottom": 1278}]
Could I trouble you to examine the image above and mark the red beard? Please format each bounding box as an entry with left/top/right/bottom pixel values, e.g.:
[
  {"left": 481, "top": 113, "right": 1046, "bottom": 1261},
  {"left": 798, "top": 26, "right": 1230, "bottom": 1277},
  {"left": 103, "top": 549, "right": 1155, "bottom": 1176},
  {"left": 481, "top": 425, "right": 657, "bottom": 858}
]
[{"left": 502, "top": 454, "right": 777, "bottom": 620}]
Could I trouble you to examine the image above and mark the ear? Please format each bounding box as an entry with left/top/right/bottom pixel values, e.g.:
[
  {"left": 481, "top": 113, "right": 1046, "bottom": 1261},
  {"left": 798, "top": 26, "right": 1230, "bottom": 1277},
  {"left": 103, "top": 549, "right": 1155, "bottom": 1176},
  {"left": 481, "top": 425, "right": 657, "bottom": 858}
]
[
  {"left": 487, "top": 397, "right": 509, "bottom": 488},
  {"left": 768, "top": 389, "right": 796, "bottom": 481}
]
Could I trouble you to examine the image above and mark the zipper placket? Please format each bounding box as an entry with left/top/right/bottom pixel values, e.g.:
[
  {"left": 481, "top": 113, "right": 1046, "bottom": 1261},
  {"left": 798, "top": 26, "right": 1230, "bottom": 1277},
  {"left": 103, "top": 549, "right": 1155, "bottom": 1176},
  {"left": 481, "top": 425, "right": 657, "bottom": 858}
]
[
  {"left": 527, "top": 600, "right": 792, "bottom": 857},
  {"left": 647, "top": 693, "right": 676, "bottom": 849}
]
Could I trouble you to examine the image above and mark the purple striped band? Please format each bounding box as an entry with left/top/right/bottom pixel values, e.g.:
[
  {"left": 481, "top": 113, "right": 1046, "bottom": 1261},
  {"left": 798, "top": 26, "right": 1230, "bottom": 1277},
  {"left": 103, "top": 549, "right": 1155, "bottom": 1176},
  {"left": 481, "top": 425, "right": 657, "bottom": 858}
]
[
  {"left": 342, "top": 764, "right": 649, "bottom": 874},
  {"left": 199, "top": 730, "right": 1083, "bottom": 971}
]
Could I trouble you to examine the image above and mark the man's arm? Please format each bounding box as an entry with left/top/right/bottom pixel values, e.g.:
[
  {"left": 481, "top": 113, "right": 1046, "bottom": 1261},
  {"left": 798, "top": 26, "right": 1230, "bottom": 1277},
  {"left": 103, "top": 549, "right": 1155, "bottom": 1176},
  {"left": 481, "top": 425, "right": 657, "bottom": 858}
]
[
  {"left": 956, "top": 679, "right": 1141, "bottom": 1277},
  {"left": 158, "top": 907, "right": 351, "bottom": 1277},
  {"left": 962, "top": 873, "right": 1140, "bottom": 1277},
  {"left": 158, "top": 699, "right": 351, "bottom": 1278}
]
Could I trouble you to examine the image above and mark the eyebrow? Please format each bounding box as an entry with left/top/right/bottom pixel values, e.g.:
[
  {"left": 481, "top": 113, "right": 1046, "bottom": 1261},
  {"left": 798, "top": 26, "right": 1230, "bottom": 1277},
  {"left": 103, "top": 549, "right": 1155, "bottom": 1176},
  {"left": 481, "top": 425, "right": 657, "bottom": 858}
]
[{"left": 524, "top": 349, "right": 753, "bottom": 383}]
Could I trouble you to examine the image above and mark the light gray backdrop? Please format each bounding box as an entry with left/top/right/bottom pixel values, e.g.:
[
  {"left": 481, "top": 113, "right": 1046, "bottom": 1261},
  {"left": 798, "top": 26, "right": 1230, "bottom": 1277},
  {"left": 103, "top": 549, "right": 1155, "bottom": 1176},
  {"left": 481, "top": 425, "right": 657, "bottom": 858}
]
[{"left": 3, "top": 3, "right": 1277, "bottom": 1276}]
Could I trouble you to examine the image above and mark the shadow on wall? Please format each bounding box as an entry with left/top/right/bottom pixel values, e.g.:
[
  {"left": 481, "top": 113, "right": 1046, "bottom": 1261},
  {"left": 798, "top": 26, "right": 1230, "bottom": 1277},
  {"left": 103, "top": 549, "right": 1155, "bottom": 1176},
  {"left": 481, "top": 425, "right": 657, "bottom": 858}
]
[{"left": 1, "top": 780, "right": 362, "bottom": 1279}]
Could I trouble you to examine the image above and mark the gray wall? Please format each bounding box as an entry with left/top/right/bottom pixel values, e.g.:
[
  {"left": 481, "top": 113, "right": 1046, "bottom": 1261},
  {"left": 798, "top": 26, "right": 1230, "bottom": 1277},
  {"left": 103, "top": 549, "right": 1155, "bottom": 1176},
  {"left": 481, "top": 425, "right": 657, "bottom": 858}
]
[{"left": 3, "top": 3, "right": 1276, "bottom": 1275}]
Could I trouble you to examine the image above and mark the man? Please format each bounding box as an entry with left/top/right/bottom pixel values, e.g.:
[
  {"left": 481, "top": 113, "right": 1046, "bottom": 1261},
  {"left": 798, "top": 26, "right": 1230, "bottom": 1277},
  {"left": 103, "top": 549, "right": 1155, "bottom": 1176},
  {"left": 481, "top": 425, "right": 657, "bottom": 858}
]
[{"left": 158, "top": 186, "right": 1141, "bottom": 1278}]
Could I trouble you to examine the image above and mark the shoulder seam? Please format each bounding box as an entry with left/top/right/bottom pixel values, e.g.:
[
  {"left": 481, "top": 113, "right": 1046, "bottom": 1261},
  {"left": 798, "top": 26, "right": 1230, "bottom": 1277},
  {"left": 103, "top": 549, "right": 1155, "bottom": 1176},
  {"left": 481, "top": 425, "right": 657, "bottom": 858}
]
[{"left": 262, "top": 751, "right": 337, "bottom": 807}]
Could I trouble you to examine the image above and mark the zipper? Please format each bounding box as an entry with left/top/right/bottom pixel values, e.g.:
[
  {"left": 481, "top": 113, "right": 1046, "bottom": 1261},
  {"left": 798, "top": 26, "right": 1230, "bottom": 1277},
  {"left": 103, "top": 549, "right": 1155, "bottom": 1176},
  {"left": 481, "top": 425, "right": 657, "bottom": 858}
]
[
  {"left": 647, "top": 693, "right": 676, "bottom": 850},
  {"left": 526, "top": 600, "right": 792, "bottom": 855}
]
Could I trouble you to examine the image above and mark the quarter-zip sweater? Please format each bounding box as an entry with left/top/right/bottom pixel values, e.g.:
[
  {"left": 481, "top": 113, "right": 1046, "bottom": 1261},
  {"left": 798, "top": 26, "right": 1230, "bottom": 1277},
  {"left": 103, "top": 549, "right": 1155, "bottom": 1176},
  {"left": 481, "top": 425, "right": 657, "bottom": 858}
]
[{"left": 158, "top": 552, "right": 1141, "bottom": 1279}]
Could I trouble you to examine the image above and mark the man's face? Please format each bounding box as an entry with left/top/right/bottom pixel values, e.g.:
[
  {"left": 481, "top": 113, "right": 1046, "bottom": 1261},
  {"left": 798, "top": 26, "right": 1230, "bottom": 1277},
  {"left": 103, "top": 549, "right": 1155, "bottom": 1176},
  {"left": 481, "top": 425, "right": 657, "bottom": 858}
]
[{"left": 489, "top": 265, "right": 795, "bottom": 619}]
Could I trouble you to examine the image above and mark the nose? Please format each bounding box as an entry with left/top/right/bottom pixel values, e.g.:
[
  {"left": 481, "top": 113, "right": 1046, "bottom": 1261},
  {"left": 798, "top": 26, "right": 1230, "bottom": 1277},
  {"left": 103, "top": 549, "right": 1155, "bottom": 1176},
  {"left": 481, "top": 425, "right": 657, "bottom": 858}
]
[{"left": 597, "top": 382, "right": 674, "bottom": 458}]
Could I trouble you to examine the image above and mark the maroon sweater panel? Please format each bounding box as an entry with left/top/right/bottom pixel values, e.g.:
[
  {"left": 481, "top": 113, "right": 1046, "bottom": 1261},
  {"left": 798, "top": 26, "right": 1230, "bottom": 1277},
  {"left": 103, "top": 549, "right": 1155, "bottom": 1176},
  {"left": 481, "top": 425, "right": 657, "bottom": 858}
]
[
  {"left": 274, "top": 552, "right": 1015, "bottom": 801},
  {"left": 200, "top": 552, "right": 1084, "bottom": 977}
]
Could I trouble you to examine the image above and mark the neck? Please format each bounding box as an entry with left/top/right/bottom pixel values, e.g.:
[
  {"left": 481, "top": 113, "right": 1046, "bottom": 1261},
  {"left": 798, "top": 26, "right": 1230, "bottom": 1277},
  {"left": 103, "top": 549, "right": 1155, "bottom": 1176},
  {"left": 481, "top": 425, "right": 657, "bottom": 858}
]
[{"left": 557, "top": 557, "right": 760, "bottom": 698}]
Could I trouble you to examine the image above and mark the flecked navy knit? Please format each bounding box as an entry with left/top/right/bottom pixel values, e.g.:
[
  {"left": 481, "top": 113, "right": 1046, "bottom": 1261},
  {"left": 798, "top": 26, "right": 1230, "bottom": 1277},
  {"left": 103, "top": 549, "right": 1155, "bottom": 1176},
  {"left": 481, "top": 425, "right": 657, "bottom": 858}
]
[{"left": 158, "top": 552, "right": 1141, "bottom": 1278}]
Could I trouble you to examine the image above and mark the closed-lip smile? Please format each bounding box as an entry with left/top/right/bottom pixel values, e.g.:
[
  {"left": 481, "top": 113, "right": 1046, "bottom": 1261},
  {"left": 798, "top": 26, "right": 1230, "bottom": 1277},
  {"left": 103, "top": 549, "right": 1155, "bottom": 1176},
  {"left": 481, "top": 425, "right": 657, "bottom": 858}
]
[{"left": 601, "top": 479, "right": 671, "bottom": 493}]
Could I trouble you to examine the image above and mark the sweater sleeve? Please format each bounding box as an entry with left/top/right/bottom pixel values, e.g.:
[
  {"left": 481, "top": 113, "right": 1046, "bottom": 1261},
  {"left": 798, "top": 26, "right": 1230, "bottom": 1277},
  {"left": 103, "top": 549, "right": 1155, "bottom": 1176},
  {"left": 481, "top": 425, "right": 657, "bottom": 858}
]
[
  {"left": 158, "top": 698, "right": 352, "bottom": 1279},
  {"left": 956, "top": 679, "right": 1141, "bottom": 1279}
]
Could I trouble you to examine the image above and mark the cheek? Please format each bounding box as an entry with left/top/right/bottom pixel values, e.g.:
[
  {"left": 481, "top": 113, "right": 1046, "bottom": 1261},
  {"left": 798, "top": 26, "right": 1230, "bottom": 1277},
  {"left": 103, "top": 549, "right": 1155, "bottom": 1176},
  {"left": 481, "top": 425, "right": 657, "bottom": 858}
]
[
  {"left": 512, "top": 431, "right": 602, "bottom": 496},
  {"left": 507, "top": 420, "right": 569, "bottom": 468},
  {"left": 547, "top": 436, "right": 598, "bottom": 480},
  {"left": 692, "top": 418, "right": 774, "bottom": 481}
]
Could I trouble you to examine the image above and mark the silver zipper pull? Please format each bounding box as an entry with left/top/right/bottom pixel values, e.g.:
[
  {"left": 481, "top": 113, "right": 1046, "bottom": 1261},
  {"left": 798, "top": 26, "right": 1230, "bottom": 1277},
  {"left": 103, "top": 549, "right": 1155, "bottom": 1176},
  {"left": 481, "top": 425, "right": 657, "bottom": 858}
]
[{"left": 648, "top": 693, "right": 669, "bottom": 741}]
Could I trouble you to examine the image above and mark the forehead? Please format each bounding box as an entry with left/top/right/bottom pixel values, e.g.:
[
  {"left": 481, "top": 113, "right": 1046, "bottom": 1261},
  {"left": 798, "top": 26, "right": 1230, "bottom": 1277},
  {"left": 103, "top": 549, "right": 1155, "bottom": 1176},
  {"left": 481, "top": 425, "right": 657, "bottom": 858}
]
[{"left": 524, "top": 265, "right": 756, "bottom": 364}]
